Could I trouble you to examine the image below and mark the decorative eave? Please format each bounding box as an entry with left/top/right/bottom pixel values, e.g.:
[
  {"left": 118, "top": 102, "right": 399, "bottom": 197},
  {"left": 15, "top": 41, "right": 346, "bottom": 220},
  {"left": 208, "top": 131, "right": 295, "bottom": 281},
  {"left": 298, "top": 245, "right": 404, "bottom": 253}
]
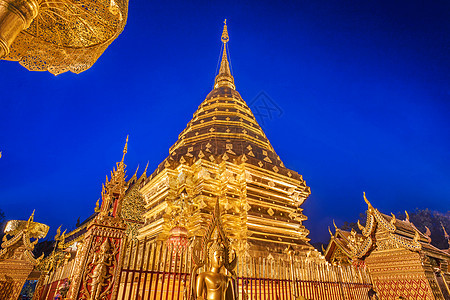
[{"left": 324, "top": 229, "right": 353, "bottom": 262}]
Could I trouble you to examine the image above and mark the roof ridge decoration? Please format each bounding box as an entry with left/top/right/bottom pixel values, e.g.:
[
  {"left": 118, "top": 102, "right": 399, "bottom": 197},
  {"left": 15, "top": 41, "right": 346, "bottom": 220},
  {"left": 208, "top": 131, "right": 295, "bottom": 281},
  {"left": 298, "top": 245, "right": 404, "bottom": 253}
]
[
  {"left": 442, "top": 222, "right": 450, "bottom": 249},
  {"left": 363, "top": 192, "right": 396, "bottom": 233},
  {"left": 358, "top": 193, "right": 376, "bottom": 237},
  {"left": 405, "top": 210, "right": 410, "bottom": 222},
  {"left": 424, "top": 226, "right": 432, "bottom": 243},
  {"left": 98, "top": 136, "right": 130, "bottom": 219},
  {"left": 353, "top": 193, "right": 422, "bottom": 258},
  {"left": 388, "top": 230, "right": 421, "bottom": 252}
]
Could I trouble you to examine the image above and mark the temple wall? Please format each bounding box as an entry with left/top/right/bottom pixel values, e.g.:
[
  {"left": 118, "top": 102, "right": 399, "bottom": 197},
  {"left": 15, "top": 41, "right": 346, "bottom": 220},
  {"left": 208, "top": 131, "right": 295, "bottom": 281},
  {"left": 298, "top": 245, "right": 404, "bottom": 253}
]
[{"left": 366, "top": 248, "right": 441, "bottom": 300}]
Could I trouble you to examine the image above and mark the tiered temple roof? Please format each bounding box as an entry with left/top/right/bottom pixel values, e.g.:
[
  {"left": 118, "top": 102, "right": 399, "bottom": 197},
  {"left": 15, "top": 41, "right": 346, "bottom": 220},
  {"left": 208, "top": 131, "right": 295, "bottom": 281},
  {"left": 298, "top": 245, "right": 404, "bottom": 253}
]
[{"left": 146, "top": 22, "right": 304, "bottom": 184}]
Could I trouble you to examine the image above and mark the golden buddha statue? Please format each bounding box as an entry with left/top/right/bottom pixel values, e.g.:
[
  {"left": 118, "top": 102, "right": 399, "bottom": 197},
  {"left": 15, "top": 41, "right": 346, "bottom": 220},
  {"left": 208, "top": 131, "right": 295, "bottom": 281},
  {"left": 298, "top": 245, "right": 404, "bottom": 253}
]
[
  {"left": 195, "top": 241, "right": 235, "bottom": 300},
  {"left": 190, "top": 199, "right": 237, "bottom": 300}
]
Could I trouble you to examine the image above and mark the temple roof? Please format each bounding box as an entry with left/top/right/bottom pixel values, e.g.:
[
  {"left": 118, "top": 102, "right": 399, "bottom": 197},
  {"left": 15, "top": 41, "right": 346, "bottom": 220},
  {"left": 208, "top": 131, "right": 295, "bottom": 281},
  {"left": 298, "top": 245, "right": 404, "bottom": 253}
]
[
  {"left": 147, "top": 21, "right": 306, "bottom": 185},
  {"left": 350, "top": 193, "right": 450, "bottom": 260}
]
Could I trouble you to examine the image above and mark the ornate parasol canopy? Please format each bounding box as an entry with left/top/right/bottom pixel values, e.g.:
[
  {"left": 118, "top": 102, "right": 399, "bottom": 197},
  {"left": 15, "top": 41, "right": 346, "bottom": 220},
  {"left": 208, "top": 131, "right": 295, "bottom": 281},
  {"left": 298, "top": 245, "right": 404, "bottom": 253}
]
[{"left": 0, "top": 0, "right": 128, "bottom": 74}]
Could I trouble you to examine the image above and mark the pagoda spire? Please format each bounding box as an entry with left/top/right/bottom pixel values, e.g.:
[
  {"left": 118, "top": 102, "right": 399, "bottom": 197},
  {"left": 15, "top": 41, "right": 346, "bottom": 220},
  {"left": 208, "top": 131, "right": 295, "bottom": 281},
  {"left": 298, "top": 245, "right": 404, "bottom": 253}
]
[{"left": 214, "top": 19, "right": 235, "bottom": 90}]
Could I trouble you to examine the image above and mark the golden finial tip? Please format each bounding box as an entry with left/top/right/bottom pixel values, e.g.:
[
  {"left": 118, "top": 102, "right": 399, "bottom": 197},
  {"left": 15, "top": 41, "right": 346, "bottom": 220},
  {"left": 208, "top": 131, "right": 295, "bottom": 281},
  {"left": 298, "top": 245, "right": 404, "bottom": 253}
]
[
  {"left": 121, "top": 135, "right": 129, "bottom": 162},
  {"left": 221, "top": 19, "right": 229, "bottom": 44},
  {"left": 28, "top": 209, "right": 35, "bottom": 220}
]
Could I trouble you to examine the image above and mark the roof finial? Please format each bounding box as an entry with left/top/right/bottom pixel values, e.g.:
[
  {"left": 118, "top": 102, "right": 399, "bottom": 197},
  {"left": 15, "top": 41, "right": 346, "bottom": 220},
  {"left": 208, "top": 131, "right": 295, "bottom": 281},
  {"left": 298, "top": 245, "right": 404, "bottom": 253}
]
[
  {"left": 144, "top": 161, "right": 149, "bottom": 175},
  {"left": 221, "top": 19, "right": 229, "bottom": 44},
  {"left": 214, "top": 19, "right": 235, "bottom": 90},
  {"left": 27, "top": 210, "right": 35, "bottom": 229},
  {"left": 442, "top": 222, "right": 449, "bottom": 239},
  {"left": 363, "top": 192, "right": 373, "bottom": 210},
  {"left": 121, "top": 135, "right": 128, "bottom": 163},
  {"left": 133, "top": 164, "right": 139, "bottom": 177}
]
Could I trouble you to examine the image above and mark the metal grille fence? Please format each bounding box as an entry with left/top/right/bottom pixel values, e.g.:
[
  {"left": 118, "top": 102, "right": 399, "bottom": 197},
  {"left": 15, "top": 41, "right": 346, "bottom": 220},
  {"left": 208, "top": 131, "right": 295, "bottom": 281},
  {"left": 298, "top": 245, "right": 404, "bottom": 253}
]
[{"left": 117, "top": 238, "right": 373, "bottom": 300}]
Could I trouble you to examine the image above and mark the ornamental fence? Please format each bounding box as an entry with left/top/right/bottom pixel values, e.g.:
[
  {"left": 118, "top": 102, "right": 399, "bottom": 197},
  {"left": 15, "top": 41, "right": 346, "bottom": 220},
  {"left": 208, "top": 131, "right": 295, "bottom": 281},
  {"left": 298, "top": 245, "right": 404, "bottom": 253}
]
[
  {"left": 117, "top": 238, "right": 372, "bottom": 300},
  {"left": 34, "top": 238, "right": 373, "bottom": 300}
]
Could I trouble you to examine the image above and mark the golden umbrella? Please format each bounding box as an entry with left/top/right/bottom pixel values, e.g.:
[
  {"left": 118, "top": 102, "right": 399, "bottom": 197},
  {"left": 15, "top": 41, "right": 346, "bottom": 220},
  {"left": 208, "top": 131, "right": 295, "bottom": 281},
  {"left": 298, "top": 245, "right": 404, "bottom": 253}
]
[{"left": 0, "top": 0, "right": 127, "bottom": 74}]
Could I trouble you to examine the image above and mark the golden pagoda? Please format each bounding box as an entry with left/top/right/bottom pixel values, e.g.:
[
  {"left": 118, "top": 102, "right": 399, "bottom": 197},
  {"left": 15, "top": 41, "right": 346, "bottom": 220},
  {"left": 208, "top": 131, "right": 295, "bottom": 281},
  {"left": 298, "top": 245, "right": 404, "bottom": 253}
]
[
  {"left": 138, "top": 20, "right": 313, "bottom": 257},
  {"left": 26, "top": 22, "right": 374, "bottom": 300}
]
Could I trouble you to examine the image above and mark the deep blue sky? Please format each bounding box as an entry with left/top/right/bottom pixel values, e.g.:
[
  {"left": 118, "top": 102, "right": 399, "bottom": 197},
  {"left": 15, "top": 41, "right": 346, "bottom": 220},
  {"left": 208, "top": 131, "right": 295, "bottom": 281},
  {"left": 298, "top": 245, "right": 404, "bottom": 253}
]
[{"left": 0, "top": 1, "right": 449, "bottom": 243}]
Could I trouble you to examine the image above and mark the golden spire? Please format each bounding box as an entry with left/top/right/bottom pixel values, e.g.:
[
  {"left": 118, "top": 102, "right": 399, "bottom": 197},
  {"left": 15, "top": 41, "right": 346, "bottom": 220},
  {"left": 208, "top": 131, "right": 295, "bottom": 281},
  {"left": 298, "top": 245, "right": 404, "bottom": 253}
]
[
  {"left": 121, "top": 135, "right": 129, "bottom": 163},
  {"left": 214, "top": 19, "right": 235, "bottom": 90}
]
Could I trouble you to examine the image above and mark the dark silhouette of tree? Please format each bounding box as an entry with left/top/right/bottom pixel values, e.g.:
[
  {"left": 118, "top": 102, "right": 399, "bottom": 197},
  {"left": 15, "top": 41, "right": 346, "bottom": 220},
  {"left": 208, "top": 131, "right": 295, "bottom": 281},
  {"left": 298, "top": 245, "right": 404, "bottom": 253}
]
[
  {"left": 341, "top": 213, "right": 366, "bottom": 232},
  {"left": 396, "top": 209, "right": 450, "bottom": 250},
  {"left": 0, "top": 209, "right": 6, "bottom": 243},
  {"left": 33, "top": 240, "right": 56, "bottom": 258}
]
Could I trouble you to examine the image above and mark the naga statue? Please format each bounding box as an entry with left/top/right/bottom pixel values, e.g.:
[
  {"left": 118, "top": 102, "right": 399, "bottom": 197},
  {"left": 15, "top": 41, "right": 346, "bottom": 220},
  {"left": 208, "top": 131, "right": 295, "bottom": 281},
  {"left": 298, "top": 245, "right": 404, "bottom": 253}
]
[{"left": 0, "top": 211, "right": 48, "bottom": 300}]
